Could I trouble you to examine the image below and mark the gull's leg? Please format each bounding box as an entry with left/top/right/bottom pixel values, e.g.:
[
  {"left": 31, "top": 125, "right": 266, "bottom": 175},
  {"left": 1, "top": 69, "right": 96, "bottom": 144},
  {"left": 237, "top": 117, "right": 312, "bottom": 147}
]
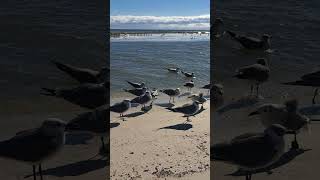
[
  {"left": 39, "top": 164, "right": 43, "bottom": 180},
  {"left": 33, "top": 165, "right": 36, "bottom": 180},
  {"left": 173, "top": 97, "right": 175, "bottom": 103},
  {"left": 256, "top": 84, "right": 259, "bottom": 97},
  {"left": 101, "top": 137, "right": 105, "bottom": 150},
  {"left": 250, "top": 85, "right": 254, "bottom": 95},
  {"left": 169, "top": 97, "right": 171, "bottom": 103},
  {"left": 312, "top": 88, "right": 318, "bottom": 105},
  {"left": 291, "top": 133, "right": 299, "bottom": 149}
]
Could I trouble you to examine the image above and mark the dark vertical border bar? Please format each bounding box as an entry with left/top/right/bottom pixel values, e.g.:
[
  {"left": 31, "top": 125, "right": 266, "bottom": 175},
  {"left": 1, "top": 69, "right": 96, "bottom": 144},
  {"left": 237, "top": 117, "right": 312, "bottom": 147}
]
[
  {"left": 106, "top": 0, "right": 111, "bottom": 179},
  {"left": 210, "top": 0, "right": 215, "bottom": 179}
]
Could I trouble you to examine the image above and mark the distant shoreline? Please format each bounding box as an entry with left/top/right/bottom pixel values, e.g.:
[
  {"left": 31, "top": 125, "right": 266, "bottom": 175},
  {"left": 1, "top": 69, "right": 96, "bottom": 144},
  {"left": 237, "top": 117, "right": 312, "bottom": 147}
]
[{"left": 111, "top": 29, "right": 210, "bottom": 36}]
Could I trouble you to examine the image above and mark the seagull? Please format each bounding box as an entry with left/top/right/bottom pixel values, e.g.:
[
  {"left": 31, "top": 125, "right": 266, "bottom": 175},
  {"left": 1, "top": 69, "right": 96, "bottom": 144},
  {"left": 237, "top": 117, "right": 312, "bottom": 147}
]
[
  {"left": 141, "top": 100, "right": 153, "bottom": 112},
  {"left": 181, "top": 71, "right": 195, "bottom": 78},
  {"left": 0, "top": 118, "right": 66, "bottom": 180},
  {"left": 66, "top": 108, "right": 109, "bottom": 151},
  {"left": 184, "top": 80, "right": 194, "bottom": 91},
  {"left": 234, "top": 58, "right": 270, "bottom": 96},
  {"left": 167, "top": 67, "right": 180, "bottom": 73},
  {"left": 109, "top": 99, "right": 131, "bottom": 117},
  {"left": 41, "top": 82, "right": 108, "bottom": 109},
  {"left": 188, "top": 93, "right": 207, "bottom": 108},
  {"left": 130, "top": 91, "right": 152, "bottom": 108},
  {"left": 227, "top": 31, "right": 271, "bottom": 50},
  {"left": 126, "top": 80, "right": 145, "bottom": 89},
  {"left": 211, "top": 124, "right": 290, "bottom": 180},
  {"left": 123, "top": 87, "right": 147, "bottom": 96},
  {"left": 160, "top": 88, "right": 181, "bottom": 103},
  {"left": 202, "top": 83, "right": 212, "bottom": 95},
  {"left": 282, "top": 70, "right": 320, "bottom": 104},
  {"left": 213, "top": 18, "right": 225, "bottom": 38},
  {"left": 249, "top": 99, "right": 310, "bottom": 149},
  {"left": 51, "top": 60, "right": 108, "bottom": 83},
  {"left": 212, "top": 84, "right": 224, "bottom": 110},
  {"left": 166, "top": 101, "right": 200, "bottom": 121}
]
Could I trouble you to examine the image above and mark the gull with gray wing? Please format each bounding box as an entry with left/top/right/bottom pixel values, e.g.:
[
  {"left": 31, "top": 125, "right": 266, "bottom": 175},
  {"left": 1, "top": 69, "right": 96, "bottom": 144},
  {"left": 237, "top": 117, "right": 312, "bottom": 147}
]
[
  {"left": 211, "top": 124, "right": 290, "bottom": 180},
  {"left": 0, "top": 118, "right": 66, "bottom": 180},
  {"left": 41, "top": 82, "right": 108, "bottom": 109},
  {"left": 234, "top": 58, "right": 270, "bottom": 96}
]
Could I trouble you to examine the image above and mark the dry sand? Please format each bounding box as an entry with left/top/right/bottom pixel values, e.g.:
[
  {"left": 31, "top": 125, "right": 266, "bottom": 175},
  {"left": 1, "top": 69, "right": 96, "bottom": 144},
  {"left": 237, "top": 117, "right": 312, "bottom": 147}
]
[{"left": 110, "top": 96, "right": 210, "bottom": 180}]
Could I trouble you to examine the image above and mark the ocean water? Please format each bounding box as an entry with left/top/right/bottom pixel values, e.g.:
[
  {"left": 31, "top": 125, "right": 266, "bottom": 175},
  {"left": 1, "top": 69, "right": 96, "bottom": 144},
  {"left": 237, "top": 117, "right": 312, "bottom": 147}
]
[
  {"left": 110, "top": 32, "right": 210, "bottom": 98},
  {"left": 0, "top": 1, "right": 107, "bottom": 115}
]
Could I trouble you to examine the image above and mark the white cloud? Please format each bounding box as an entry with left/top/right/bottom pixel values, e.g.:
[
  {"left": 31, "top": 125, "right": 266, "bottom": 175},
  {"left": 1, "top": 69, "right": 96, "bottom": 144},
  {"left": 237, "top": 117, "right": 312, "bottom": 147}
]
[{"left": 111, "top": 15, "right": 210, "bottom": 30}]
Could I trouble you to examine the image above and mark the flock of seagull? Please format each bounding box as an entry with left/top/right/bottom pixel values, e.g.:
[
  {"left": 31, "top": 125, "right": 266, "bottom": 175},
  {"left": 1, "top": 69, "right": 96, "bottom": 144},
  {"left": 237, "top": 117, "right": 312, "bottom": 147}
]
[
  {"left": 211, "top": 17, "right": 320, "bottom": 180},
  {"left": 0, "top": 61, "right": 109, "bottom": 180},
  {"left": 110, "top": 67, "right": 215, "bottom": 122}
]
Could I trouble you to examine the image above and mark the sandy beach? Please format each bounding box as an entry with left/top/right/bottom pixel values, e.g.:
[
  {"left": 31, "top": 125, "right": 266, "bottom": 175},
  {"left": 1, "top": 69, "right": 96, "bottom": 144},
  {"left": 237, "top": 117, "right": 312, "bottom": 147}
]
[
  {"left": 0, "top": 103, "right": 108, "bottom": 180},
  {"left": 110, "top": 94, "right": 210, "bottom": 180}
]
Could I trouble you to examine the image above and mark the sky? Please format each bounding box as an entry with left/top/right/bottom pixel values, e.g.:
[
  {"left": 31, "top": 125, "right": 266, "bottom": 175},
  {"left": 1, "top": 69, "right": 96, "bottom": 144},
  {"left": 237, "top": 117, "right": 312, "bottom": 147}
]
[{"left": 111, "top": 0, "right": 210, "bottom": 30}]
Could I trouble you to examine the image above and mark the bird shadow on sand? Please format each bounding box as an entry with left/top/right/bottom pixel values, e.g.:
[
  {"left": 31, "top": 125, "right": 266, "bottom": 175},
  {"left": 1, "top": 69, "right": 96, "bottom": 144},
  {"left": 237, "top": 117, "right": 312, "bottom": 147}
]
[
  {"left": 24, "top": 157, "right": 108, "bottom": 178},
  {"left": 110, "top": 122, "right": 120, "bottom": 128},
  {"left": 123, "top": 111, "right": 146, "bottom": 118},
  {"left": 65, "top": 133, "right": 94, "bottom": 145},
  {"left": 158, "top": 123, "right": 193, "bottom": 131},
  {"left": 155, "top": 103, "right": 175, "bottom": 108},
  {"left": 226, "top": 147, "right": 312, "bottom": 177},
  {"left": 217, "top": 95, "right": 263, "bottom": 114}
]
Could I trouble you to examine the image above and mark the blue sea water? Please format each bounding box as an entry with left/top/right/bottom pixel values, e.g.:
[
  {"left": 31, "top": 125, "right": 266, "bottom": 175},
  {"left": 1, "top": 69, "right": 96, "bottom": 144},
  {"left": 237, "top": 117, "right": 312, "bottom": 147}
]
[{"left": 110, "top": 33, "right": 210, "bottom": 97}]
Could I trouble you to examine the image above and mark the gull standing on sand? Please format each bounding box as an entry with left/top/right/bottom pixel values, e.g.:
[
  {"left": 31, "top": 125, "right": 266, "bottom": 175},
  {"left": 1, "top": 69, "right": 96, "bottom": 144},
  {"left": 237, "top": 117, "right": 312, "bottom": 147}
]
[
  {"left": 227, "top": 31, "right": 271, "bottom": 50},
  {"left": 66, "top": 108, "right": 109, "bottom": 151},
  {"left": 211, "top": 124, "right": 290, "bottom": 180},
  {"left": 0, "top": 118, "right": 66, "bottom": 180},
  {"left": 234, "top": 58, "right": 270, "bottom": 96},
  {"left": 109, "top": 99, "right": 131, "bottom": 117},
  {"left": 51, "top": 60, "right": 108, "bottom": 84},
  {"left": 130, "top": 91, "right": 152, "bottom": 108},
  {"left": 212, "top": 83, "right": 224, "bottom": 110},
  {"left": 213, "top": 18, "right": 225, "bottom": 38},
  {"left": 126, "top": 80, "right": 145, "bottom": 89},
  {"left": 181, "top": 71, "right": 195, "bottom": 78},
  {"left": 167, "top": 67, "right": 180, "bottom": 73},
  {"left": 123, "top": 87, "right": 147, "bottom": 96},
  {"left": 166, "top": 101, "right": 200, "bottom": 121},
  {"left": 160, "top": 88, "right": 181, "bottom": 103},
  {"left": 188, "top": 93, "right": 207, "bottom": 108},
  {"left": 202, "top": 83, "right": 212, "bottom": 95},
  {"left": 249, "top": 99, "right": 310, "bottom": 149},
  {"left": 282, "top": 70, "right": 320, "bottom": 104},
  {"left": 184, "top": 80, "right": 194, "bottom": 91},
  {"left": 41, "top": 82, "right": 108, "bottom": 109}
]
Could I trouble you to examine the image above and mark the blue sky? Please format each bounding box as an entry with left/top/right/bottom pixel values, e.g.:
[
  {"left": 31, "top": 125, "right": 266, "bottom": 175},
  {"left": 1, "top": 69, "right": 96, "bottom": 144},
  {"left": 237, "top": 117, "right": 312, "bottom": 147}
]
[{"left": 111, "top": 0, "right": 210, "bottom": 30}]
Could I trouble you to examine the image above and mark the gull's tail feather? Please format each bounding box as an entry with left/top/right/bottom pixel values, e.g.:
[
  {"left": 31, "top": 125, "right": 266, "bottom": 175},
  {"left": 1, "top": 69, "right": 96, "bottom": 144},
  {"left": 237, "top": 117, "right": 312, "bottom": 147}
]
[
  {"left": 51, "top": 60, "right": 75, "bottom": 74},
  {"left": 226, "top": 30, "right": 237, "bottom": 38},
  {"left": 166, "top": 107, "right": 176, "bottom": 112},
  {"left": 41, "top": 88, "right": 56, "bottom": 96},
  {"left": 126, "top": 81, "right": 135, "bottom": 87}
]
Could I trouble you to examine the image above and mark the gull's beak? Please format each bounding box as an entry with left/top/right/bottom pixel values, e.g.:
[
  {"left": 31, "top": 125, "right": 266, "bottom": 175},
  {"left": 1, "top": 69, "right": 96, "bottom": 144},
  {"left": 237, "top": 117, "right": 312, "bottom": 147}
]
[{"left": 248, "top": 111, "right": 259, "bottom": 116}]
